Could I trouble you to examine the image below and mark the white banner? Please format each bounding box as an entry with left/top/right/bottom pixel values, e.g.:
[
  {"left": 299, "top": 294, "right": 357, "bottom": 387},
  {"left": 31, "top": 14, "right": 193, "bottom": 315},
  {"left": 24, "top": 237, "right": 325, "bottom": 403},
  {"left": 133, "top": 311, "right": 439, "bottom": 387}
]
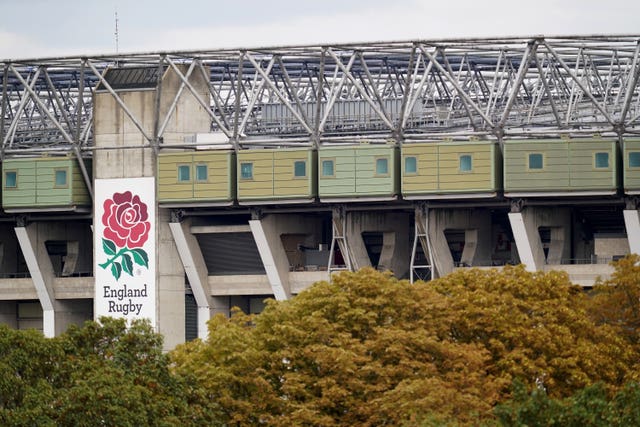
[{"left": 94, "top": 178, "right": 156, "bottom": 326}]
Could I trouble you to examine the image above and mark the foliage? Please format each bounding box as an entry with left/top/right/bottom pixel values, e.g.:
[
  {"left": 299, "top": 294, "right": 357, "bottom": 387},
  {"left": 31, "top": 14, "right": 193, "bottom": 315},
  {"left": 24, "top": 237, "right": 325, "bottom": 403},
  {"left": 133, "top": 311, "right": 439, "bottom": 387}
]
[
  {"left": 589, "top": 254, "right": 640, "bottom": 347},
  {"left": 0, "top": 317, "right": 210, "bottom": 426},
  {"left": 429, "top": 265, "right": 634, "bottom": 398},
  {"left": 495, "top": 381, "right": 640, "bottom": 426},
  {"left": 172, "top": 268, "right": 500, "bottom": 426}
]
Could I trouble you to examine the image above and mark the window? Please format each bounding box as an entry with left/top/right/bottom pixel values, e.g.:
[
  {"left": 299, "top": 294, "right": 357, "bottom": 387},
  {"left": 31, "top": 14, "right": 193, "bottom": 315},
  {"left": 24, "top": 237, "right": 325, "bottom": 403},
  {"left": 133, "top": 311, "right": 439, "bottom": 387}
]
[
  {"left": 195, "top": 164, "right": 208, "bottom": 181},
  {"left": 528, "top": 153, "right": 544, "bottom": 170},
  {"left": 4, "top": 171, "right": 17, "bottom": 188},
  {"left": 404, "top": 156, "right": 417, "bottom": 174},
  {"left": 240, "top": 162, "right": 253, "bottom": 180},
  {"left": 294, "top": 160, "right": 306, "bottom": 177},
  {"left": 459, "top": 155, "right": 472, "bottom": 172},
  {"left": 594, "top": 152, "right": 609, "bottom": 169},
  {"left": 178, "top": 165, "right": 190, "bottom": 182},
  {"left": 629, "top": 152, "right": 640, "bottom": 168},
  {"left": 322, "top": 159, "right": 334, "bottom": 177},
  {"left": 375, "top": 157, "right": 389, "bottom": 176},
  {"left": 54, "top": 169, "right": 68, "bottom": 187}
]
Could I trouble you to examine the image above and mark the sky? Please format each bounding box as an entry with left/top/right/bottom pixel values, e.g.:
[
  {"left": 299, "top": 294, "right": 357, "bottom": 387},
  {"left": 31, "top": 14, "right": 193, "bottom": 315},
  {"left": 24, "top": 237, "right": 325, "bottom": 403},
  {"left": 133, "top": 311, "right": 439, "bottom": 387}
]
[{"left": 0, "top": 0, "right": 638, "bottom": 60}]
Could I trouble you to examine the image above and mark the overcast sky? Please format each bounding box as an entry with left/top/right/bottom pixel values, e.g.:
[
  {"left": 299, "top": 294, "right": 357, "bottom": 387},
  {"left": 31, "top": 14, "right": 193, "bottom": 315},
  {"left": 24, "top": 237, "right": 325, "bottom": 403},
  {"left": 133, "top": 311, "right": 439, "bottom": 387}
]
[{"left": 1, "top": 0, "right": 638, "bottom": 60}]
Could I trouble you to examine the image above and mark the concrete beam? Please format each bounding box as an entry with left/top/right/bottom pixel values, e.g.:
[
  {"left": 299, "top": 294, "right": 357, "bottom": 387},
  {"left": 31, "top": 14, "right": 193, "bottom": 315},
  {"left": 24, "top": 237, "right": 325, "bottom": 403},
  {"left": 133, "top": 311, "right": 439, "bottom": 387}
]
[
  {"left": 428, "top": 209, "right": 492, "bottom": 277},
  {"left": 345, "top": 211, "right": 411, "bottom": 278},
  {"left": 169, "top": 219, "right": 211, "bottom": 340},
  {"left": 508, "top": 212, "right": 542, "bottom": 272},
  {"left": 14, "top": 224, "right": 56, "bottom": 337},
  {"left": 624, "top": 209, "right": 640, "bottom": 255},
  {"left": 249, "top": 218, "right": 292, "bottom": 300}
]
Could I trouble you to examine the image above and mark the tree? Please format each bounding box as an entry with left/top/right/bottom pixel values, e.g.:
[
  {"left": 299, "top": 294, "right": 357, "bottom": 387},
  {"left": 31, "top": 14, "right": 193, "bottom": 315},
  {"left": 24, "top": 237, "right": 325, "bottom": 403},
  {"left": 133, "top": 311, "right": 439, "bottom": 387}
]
[
  {"left": 589, "top": 254, "right": 640, "bottom": 347},
  {"left": 0, "top": 318, "right": 212, "bottom": 426},
  {"left": 172, "top": 268, "right": 501, "bottom": 426},
  {"left": 429, "top": 265, "right": 634, "bottom": 398}
]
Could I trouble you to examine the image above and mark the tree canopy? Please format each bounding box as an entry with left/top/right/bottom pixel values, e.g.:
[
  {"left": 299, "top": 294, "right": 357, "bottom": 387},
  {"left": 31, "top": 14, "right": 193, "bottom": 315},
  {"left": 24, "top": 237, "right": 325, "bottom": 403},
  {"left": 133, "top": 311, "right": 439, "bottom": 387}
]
[
  {"left": 171, "top": 264, "right": 640, "bottom": 425},
  {"left": 3, "top": 257, "right": 640, "bottom": 425}
]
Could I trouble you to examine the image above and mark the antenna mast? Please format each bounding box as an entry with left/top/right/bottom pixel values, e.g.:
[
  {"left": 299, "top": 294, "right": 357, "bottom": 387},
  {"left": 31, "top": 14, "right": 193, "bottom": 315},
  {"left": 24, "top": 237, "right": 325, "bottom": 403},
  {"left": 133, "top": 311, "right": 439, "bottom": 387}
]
[{"left": 115, "top": 10, "right": 119, "bottom": 55}]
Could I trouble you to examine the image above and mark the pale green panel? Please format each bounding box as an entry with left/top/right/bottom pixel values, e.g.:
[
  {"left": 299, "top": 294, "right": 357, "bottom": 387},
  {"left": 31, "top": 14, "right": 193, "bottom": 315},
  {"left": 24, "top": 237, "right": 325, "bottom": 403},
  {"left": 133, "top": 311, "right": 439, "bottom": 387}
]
[
  {"left": 623, "top": 138, "right": 640, "bottom": 191},
  {"left": 2, "top": 160, "right": 37, "bottom": 207},
  {"left": 36, "top": 160, "right": 73, "bottom": 206}
]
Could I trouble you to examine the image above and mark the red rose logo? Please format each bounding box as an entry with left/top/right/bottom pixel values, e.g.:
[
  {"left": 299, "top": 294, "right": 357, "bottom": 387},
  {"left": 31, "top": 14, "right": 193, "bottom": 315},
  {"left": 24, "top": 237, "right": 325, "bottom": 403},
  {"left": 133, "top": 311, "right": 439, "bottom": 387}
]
[
  {"left": 102, "top": 191, "right": 150, "bottom": 248},
  {"left": 99, "top": 191, "right": 150, "bottom": 281}
]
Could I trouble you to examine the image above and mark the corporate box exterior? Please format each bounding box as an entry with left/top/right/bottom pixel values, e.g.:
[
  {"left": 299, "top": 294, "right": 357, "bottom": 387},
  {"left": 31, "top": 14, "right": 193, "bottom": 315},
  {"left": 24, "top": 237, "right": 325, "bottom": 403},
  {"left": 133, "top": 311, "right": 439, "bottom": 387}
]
[{"left": 94, "top": 178, "right": 156, "bottom": 326}]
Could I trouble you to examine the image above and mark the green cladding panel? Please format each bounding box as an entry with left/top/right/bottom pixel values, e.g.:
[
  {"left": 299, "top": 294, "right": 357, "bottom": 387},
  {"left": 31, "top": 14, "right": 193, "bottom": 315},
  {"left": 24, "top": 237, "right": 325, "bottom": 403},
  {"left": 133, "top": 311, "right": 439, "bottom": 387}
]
[
  {"left": 623, "top": 138, "right": 640, "bottom": 193},
  {"left": 318, "top": 145, "right": 399, "bottom": 199},
  {"left": 237, "top": 148, "right": 316, "bottom": 202},
  {"left": 504, "top": 138, "right": 618, "bottom": 194},
  {"left": 157, "top": 150, "right": 236, "bottom": 203},
  {"left": 401, "top": 141, "right": 500, "bottom": 197},
  {"left": 2, "top": 157, "right": 92, "bottom": 210}
]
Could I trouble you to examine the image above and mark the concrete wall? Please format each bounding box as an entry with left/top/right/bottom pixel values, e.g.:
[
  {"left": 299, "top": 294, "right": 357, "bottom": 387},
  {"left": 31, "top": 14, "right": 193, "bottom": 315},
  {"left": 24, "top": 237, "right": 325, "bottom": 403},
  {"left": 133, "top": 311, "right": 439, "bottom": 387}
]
[{"left": 93, "top": 65, "right": 211, "bottom": 350}]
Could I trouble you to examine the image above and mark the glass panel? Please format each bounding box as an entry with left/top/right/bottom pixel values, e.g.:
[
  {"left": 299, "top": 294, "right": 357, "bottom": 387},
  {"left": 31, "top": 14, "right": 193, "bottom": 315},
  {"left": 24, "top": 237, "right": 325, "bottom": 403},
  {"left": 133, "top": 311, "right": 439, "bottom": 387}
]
[
  {"left": 629, "top": 152, "right": 640, "bottom": 168},
  {"left": 459, "top": 155, "right": 472, "bottom": 172},
  {"left": 594, "top": 152, "right": 609, "bottom": 168},
  {"left": 528, "top": 153, "right": 543, "bottom": 169},
  {"left": 322, "top": 160, "right": 334, "bottom": 177},
  {"left": 240, "top": 162, "right": 253, "bottom": 179},
  {"left": 196, "top": 164, "right": 208, "bottom": 181},
  {"left": 294, "top": 160, "right": 306, "bottom": 177},
  {"left": 376, "top": 158, "right": 388, "bottom": 175},
  {"left": 5, "top": 171, "right": 17, "bottom": 188},
  {"left": 178, "top": 165, "right": 190, "bottom": 181},
  {"left": 404, "top": 156, "right": 417, "bottom": 174},
  {"left": 55, "top": 169, "right": 67, "bottom": 187}
]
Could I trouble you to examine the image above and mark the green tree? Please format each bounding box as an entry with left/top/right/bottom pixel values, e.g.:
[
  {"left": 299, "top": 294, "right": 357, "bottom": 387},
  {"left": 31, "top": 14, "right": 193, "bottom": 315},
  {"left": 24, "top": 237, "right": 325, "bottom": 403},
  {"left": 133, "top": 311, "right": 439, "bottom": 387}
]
[{"left": 0, "top": 317, "right": 212, "bottom": 426}]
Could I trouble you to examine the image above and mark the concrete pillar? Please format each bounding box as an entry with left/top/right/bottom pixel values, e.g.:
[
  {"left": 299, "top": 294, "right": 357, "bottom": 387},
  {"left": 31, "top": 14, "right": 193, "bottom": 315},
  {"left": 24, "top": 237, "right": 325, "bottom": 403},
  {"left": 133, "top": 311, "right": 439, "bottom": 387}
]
[
  {"left": 623, "top": 210, "right": 640, "bottom": 255},
  {"left": 157, "top": 209, "right": 186, "bottom": 349},
  {"left": 428, "top": 209, "right": 492, "bottom": 277},
  {"left": 345, "top": 211, "right": 411, "bottom": 278},
  {"left": 210, "top": 296, "right": 230, "bottom": 317},
  {"left": 169, "top": 217, "right": 212, "bottom": 340},
  {"left": 509, "top": 206, "right": 571, "bottom": 271},
  {"left": 250, "top": 214, "right": 321, "bottom": 300},
  {"left": 14, "top": 223, "right": 57, "bottom": 337}
]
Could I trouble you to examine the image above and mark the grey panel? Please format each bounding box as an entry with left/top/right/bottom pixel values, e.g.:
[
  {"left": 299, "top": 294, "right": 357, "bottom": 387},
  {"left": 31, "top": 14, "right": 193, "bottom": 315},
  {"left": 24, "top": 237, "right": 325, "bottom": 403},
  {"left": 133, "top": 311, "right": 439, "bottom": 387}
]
[
  {"left": 184, "top": 293, "right": 197, "bottom": 342},
  {"left": 196, "top": 232, "right": 266, "bottom": 275}
]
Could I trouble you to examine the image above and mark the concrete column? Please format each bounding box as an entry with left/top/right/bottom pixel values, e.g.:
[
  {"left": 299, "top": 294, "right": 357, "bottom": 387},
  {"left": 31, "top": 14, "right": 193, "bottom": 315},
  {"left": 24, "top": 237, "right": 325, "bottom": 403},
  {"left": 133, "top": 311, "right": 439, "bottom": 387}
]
[
  {"left": 345, "top": 211, "right": 411, "bottom": 278},
  {"left": 428, "top": 209, "right": 492, "bottom": 277},
  {"left": 157, "top": 209, "right": 186, "bottom": 350},
  {"left": 14, "top": 223, "right": 57, "bottom": 337},
  {"left": 169, "top": 217, "right": 212, "bottom": 340},
  {"left": 509, "top": 206, "right": 571, "bottom": 271},
  {"left": 508, "top": 212, "right": 544, "bottom": 272},
  {"left": 623, "top": 210, "right": 640, "bottom": 255}
]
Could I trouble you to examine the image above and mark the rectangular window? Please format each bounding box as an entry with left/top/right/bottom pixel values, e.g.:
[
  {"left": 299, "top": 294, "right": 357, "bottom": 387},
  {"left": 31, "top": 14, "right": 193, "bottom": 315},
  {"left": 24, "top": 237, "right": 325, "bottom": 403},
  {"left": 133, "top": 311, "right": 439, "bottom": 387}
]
[
  {"left": 404, "top": 156, "right": 417, "bottom": 174},
  {"left": 195, "top": 164, "right": 208, "bottom": 181},
  {"left": 459, "top": 154, "right": 472, "bottom": 172},
  {"left": 321, "top": 159, "right": 335, "bottom": 177},
  {"left": 629, "top": 152, "right": 640, "bottom": 168},
  {"left": 54, "top": 169, "right": 68, "bottom": 187},
  {"left": 178, "top": 165, "right": 191, "bottom": 182},
  {"left": 528, "top": 153, "right": 544, "bottom": 170},
  {"left": 240, "top": 162, "right": 253, "bottom": 180},
  {"left": 594, "top": 152, "right": 609, "bottom": 169},
  {"left": 294, "top": 160, "right": 306, "bottom": 177},
  {"left": 4, "top": 170, "right": 17, "bottom": 188},
  {"left": 375, "top": 157, "right": 389, "bottom": 176}
]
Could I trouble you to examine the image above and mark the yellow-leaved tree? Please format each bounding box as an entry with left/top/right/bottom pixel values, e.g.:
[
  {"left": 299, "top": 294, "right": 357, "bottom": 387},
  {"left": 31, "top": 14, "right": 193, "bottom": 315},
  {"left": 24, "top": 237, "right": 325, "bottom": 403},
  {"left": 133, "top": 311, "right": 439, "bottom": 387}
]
[{"left": 171, "top": 266, "right": 638, "bottom": 425}]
